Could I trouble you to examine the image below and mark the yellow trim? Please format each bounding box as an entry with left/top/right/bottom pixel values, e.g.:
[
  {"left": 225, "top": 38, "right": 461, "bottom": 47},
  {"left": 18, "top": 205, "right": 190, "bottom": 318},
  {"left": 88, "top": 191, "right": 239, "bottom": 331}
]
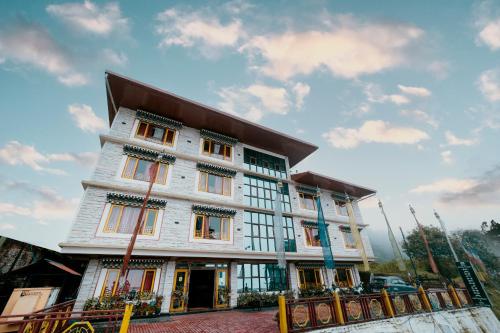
[
  {"left": 448, "top": 284, "right": 462, "bottom": 308},
  {"left": 381, "top": 289, "right": 395, "bottom": 317},
  {"left": 278, "top": 295, "right": 288, "bottom": 333},
  {"left": 201, "top": 139, "right": 232, "bottom": 161},
  {"left": 135, "top": 120, "right": 176, "bottom": 147},
  {"left": 333, "top": 291, "right": 345, "bottom": 325},
  {"left": 418, "top": 286, "right": 432, "bottom": 312},
  {"left": 100, "top": 269, "right": 120, "bottom": 299},
  {"left": 297, "top": 268, "right": 322, "bottom": 289},
  {"left": 103, "top": 205, "right": 124, "bottom": 233},
  {"left": 141, "top": 209, "right": 158, "bottom": 236},
  {"left": 341, "top": 228, "right": 357, "bottom": 249},
  {"left": 214, "top": 268, "right": 229, "bottom": 308},
  {"left": 103, "top": 204, "right": 158, "bottom": 236},
  {"left": 298, "top": 192, "right": 317, "bottom": 210},
  {"left": 199, "top": 171, "right": 232, "bottom": 196},
  {"left": 119, "top": 304, "right": 133, "bottom": 333},
  {"left": 170, "top": 269, "right": 189, "bottom": 312},
  {"left": 194, "top": 214, "right": 231, "bottom": 240}
]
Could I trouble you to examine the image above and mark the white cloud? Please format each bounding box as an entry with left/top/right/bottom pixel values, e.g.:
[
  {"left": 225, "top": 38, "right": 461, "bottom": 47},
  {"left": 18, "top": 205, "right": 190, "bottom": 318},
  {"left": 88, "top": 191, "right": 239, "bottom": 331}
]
[
  {"left": 322, "top": 120, "right": 429, "bottom": 149},
  {"left": 0, "top": 223, "right": 15, "bottom": 230},
  {"left": 46, "top": 0, "right": 129, "bottom": 36},
  {"left": 240, "top": 16, "right": 423, "bottom": 80},
  {"left": 155, "top": 8, "right": 243, "bottom": 58},
  {"left": 444, "top": 131, "right": 478, "bottom": 146},
  {"left": 410, "top": 178, "right": 477, "bottom": 194},
  {"left": 400, "top": 109, "right": 438, "bottom": 128},
  {"left": 0, "top": 141, "right": 98, "bottom": 174},
  {"left": 363, "top": 83, "right": 410, "bottom": 106},
  {"left": 68, "top": 104, "right": 107, "bottom": 133},
  {"left": 101, "top": 48, "right": 128, "bottom": 66},
  {"left": 440, "top": 150, "right": 453, "bottom": 164},
  {"left": 0, "top": 202, "right": 31, "bottom": 216},
  {"left": 217, "top": 82, "right": 309, "bottom": 122},
  {"left": 397, "top": 84, "right": 431, "bottom": 97},
  {"left": 477, "top": 68, "right": 500, "bottom": 102},
  {"left": 478, "top": 18, "right": 500, "bottom": 50},
  {"left": 0, "top": 21, "right": 88, "bottom": 86},
  {"left": 292, "top": 82, "right": 311, "bottom": 108}
]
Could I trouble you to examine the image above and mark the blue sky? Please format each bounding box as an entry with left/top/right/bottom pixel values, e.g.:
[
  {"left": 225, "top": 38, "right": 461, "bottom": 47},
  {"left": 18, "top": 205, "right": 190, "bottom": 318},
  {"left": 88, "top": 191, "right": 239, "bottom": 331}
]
[{"left": 0, "top": 0, "right": 499, "bottom": 251}]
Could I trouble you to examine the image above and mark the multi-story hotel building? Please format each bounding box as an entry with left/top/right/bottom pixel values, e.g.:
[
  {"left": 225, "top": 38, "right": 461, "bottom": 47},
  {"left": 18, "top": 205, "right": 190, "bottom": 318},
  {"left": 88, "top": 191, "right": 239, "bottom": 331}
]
[{"left": 60, "top": 72, "right": 376, "bottom": 313}]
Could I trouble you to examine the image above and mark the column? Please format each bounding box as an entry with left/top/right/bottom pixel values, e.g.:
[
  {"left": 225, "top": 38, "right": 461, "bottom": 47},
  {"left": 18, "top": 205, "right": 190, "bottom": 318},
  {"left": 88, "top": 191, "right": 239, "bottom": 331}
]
[
  {"left": 230, "top": 262, "right": 238, "bottom": 308},
  {"left": 161, "top": 260, "right": 176, "bottom": 313}
]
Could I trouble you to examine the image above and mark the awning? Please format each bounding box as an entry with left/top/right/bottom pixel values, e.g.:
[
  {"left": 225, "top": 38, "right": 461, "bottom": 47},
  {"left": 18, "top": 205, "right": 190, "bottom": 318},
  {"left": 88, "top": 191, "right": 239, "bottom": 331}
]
[{"left": 45, "top": 259, "right": 81, "bottom": 276}]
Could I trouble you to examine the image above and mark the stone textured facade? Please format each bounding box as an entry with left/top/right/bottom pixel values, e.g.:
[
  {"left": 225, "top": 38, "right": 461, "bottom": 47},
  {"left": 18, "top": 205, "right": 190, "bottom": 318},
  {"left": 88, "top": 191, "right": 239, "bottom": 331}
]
[{"left": 62, "top": 107, "right": 375, "bottom": 312}]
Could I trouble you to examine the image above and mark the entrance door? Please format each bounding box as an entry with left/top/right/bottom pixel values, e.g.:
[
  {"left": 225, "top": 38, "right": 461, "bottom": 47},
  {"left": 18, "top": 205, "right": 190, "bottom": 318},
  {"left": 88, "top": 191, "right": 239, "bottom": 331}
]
[
  {"left": 170, "top": 269, "right": 188, "bottom": 312},
  {"left": 188, "top": 270, "right": 215, "bottom": 310}
]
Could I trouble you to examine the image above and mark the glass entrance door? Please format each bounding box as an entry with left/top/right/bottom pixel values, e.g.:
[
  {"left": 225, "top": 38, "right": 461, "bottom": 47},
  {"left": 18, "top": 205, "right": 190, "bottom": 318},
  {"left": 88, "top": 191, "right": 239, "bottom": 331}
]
[
  {"left": 214, "top": 268, "right": 229, "bottom": 308},
  {"left": 170, "top": 269, "right": 188, "bottom": 312}
]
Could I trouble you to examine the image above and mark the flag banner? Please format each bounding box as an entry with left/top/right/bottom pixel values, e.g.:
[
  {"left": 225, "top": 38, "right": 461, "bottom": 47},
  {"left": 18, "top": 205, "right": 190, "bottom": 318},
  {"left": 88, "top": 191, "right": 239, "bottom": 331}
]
[
  {"left": 417, "top": 222, "right": 440, "bottom": 274},
  {"left": 346, "top": 199, "right": 370, "bottom": 271},
  {"left": 273, "top": 183, "right": 286, "bottom": 269},
  {"left": 316, "top": 195, "right": 335, "bottom": 269},
  {"left": 378, "top": 201, "right": 406, "bottom": 271}
]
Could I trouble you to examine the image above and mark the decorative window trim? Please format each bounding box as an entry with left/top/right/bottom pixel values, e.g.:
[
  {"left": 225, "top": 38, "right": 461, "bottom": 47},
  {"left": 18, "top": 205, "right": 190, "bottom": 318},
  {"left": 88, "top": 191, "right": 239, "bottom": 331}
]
[
  {"left": 136, "top": 110, "right": 183, "bottom": 130},
  {"left": 93, "top": 267, "right": 162, "bottom": 299},
  {"left": 331, "top": 192, "right": 348, "bottom": 201},
  {"left": 101, "top": 258, "right": 165, "bottom": 268},
  {"left": 196, "top": 162, "right": 237, "bottom": 177},
  {"left": 296, "top": 185, "right": 318, "bottom": 196},
  {"left": 200, "top": 129, "right": 238, "bottom": 145},
  {"left": 106, "top": 192, "right": 167, "bottom": 209},
  {"left": 192, "top": 204, "right": 236, "bottom": 218},
  {"left": 296, "top": 262, "right": 324, "bottom": 269},
  {"left": 123, "top": 145, "right": 176, "bottom": 164},
  {"left": 301, "top": 220, "right": 329, "bottom": 228},
  {"left": 339, "top": 225, "right": 363, "bottom": 232}
]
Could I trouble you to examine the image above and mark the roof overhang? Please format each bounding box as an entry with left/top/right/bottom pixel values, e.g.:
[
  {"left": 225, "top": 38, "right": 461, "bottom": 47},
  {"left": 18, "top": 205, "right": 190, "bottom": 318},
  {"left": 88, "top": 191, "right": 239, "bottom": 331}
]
[
  {"left": 291, "top": 171, "right": 376, "bottom": 199},
  {"left": 105, "top": 71, "right": 318, "bottom": 167}
]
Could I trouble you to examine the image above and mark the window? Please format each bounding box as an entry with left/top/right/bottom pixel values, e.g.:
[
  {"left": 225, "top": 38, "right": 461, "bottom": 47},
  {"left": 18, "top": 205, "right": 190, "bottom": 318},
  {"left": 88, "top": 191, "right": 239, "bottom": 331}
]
[
  {"left": 298, "top": 268, "right": 322, "bottom": 289},
  {"left": 243, "top": 211, "right": 296, "bottom": 252},
  {"left": 237, "top": 263, "right": 286, "bottom": 292},
  {"left": 334, "top": 268, "right": 354, "bottom": 288},
  {"left": 100, "top": 268, "right": 156, "bottom": 298},
  {"left": 198, "top": 172, "right": 231, "bottom": 196},
  {"left": 104, "top": 205, "right": 158, "bottom": 236},
  {"left": 304, "top": 227, "right": 321, "bottom": 247},
  {"left": 243, "top": 175, "right": 291, "bottom": 212},
  {"left": 340, "top": 227, "right": 357, "bottom": 249},
  {"left": 299, "top": 192, "right": 316, "bottom": 210},
  {"left": 202, "top": 139, "right": 232, "bottom": 161},
  {"left": 243, "top": 148, "right": 287, "bottom": 178},
  {"left": 135, "top": 121, "right": 176, "bottom": 146},
  {"left": 122, "top": 157, "right": 169, "bottom": 184},
  {"left": 335, "top": 200, "right": 349, "bottom": 216},
  {"left": 194, "top": 215, "right": 231, "bottom": 241}
]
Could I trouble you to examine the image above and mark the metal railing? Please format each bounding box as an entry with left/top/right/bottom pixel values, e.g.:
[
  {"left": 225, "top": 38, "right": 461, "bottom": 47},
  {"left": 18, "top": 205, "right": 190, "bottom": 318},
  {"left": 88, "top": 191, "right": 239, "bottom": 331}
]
[{"left": 279, "top": 286, "right": 472, "bottom": 333}]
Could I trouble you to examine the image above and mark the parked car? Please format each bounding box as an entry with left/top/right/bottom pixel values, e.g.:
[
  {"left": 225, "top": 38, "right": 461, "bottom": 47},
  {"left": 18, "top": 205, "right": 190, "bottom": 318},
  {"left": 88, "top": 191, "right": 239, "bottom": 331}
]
[{"left": 371, "top": 276, "right": 417, "bottom": 293}]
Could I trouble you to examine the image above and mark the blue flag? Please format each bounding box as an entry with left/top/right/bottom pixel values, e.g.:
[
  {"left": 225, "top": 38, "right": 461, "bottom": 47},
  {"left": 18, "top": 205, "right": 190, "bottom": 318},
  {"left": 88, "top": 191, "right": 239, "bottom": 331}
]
[{"left": 316, "top": 195, "right": 335, "bottom": 269}]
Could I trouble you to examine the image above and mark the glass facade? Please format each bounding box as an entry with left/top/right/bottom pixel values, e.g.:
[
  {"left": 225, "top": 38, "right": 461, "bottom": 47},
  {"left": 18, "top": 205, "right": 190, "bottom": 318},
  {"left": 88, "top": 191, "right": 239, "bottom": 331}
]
[
  {"left": 243, "top": 148, "right": 287, "bottom": 178},
  {"left": 243, "top": 175, "right": 292, "bottom": 212},
  {"left": 243, "top": 211, "right": 296, "bottom": 252},
  {"left": 237, "top": 263, "right": 287, "bottom": 292}
]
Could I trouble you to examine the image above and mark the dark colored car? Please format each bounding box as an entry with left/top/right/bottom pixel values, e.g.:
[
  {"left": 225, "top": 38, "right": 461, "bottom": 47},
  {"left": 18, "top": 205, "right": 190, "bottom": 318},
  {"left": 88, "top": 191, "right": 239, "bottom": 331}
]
[{"left": 371, "top": 276, "right": 417, "bottom": 293}]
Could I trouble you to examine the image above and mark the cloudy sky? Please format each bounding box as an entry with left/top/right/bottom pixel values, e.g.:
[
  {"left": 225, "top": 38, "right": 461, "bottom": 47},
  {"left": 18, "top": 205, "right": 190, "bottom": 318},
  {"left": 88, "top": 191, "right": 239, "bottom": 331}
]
[{"left": 0, "top": 0, "right": 499, "bottom": 251}]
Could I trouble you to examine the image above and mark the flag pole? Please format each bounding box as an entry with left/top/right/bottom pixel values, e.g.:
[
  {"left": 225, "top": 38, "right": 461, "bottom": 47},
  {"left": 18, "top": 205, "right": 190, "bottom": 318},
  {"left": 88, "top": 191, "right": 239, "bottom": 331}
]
[
  {"left": 118, "top": 155, "right": 162, "bottom": 290},
  {"left": 433, "top": 210, "right": 459, "bottom": 262},
  {"left": 399, "top": 227, "right": 420, "bottom": 285},
  {"left": 378, "top": 200, "right": 406, "bottom": 272},
  {"left": 409, "top": 204, "right": 440, "bottom": 275}
]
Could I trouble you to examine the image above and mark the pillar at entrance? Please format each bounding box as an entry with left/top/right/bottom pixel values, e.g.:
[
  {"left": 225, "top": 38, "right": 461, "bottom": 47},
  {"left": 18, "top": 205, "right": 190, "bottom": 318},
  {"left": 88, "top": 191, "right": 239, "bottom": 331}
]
[
  {"left": 230, "top": 262, "right": 238, "bottom": 308},
  {"left": 162, "top": 260, "right": 176, "bottom": 313}
]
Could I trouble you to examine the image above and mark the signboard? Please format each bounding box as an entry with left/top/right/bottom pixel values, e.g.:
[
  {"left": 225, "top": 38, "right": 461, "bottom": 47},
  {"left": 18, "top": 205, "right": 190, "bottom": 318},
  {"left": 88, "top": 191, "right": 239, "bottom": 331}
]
[{"left": 456, "top": 261, "right": 491, "bottom": 307}]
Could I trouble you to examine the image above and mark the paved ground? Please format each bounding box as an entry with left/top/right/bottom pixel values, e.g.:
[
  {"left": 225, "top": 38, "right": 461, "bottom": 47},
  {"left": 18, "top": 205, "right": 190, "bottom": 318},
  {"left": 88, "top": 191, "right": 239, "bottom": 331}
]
[{"left": 129, "top": 309, "right": 279, "bottom": 333}]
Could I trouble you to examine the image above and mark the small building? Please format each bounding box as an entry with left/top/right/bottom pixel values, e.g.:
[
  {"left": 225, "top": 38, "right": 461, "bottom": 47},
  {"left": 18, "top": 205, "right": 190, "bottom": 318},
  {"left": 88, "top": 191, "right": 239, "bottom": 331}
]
[
  {"left": 60, "top": 71, "right": 376, "bottom": 313},
  {"left": 0, "top": 236, "right": 83, "bottom": 312}
]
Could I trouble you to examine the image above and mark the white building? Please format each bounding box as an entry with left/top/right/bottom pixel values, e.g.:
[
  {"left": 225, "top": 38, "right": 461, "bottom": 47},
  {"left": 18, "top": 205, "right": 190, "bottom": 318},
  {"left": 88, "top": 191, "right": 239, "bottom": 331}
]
[{"left": 60, "top": 71, "right": 376, "bottom": 313}]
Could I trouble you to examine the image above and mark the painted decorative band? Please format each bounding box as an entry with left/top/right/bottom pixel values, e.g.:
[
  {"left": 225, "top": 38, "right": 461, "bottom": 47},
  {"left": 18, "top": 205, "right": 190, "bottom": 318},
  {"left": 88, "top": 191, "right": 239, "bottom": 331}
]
[
  {"left": 123, "top": 145, "right": 176, "bottom": 164},
  {"left": 196, "top": 162, "right": 237, "bottom": 177},
  {"left": 106, "top": 192, "right": 167, "bottom": 209},
  {"left": 200, "top": 129, "right": 238, "bottom": 145},
  {"left": 339, "top": 225, "right": 363, "bottom": 231},
  {"left": 301, "top": 220, "right": 329, "bottom": 228},
  {"left": 101, "top": 257, "right": 164, "bottom": 268},
  {"left": 295, "top": 262, "right": 324, "bottom": 269},
  {"left": 192, "top": 204, "right": 237, "bottom": 218},
  {"left": 136, "top": 110, "right": 183, "bottom": 130},
  {"left": 296, "top": 185, "right": 318, "bottom": 195},
  {"left": 331, "top": 192, "right": 348, "bottom": 201}
]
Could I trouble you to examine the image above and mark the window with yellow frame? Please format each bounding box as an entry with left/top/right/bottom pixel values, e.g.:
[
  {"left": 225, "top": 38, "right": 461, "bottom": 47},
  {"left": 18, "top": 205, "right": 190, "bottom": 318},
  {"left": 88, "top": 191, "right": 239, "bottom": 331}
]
[
  {"left": 298, "top": 268, "right": 323, "bottom": 289},
  {"left": 303, "top": 226, "right": 321, "bottom": 247},
  {"left": 193, "top": 214, "right": 230, "bottom": 241},
  {"left": 340, "top": 226, "right": 357, "bottom": 249},
  {"left": 103, "top": 204, "right": 159, "bottom": 236},
  {"left": 100, "top": 268, "right": 156, "bottom": 298},
  {"left": 198, "top": 171, "right": 231, "bottom": 196},
  {"left": 202, "top": 139, "right": 232, "bottom": 161},
  {"left": 135, "top": 120, "right": 176, "bottom": 146},
  {"left": 122, "top": 156, "right": 169, "bottom": 184},
  {"left": 298, "top": 192, "right": 316, "bottom": 210},
  {"left": 334, "top": 267, "right": 354, "bottom": 288}
]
